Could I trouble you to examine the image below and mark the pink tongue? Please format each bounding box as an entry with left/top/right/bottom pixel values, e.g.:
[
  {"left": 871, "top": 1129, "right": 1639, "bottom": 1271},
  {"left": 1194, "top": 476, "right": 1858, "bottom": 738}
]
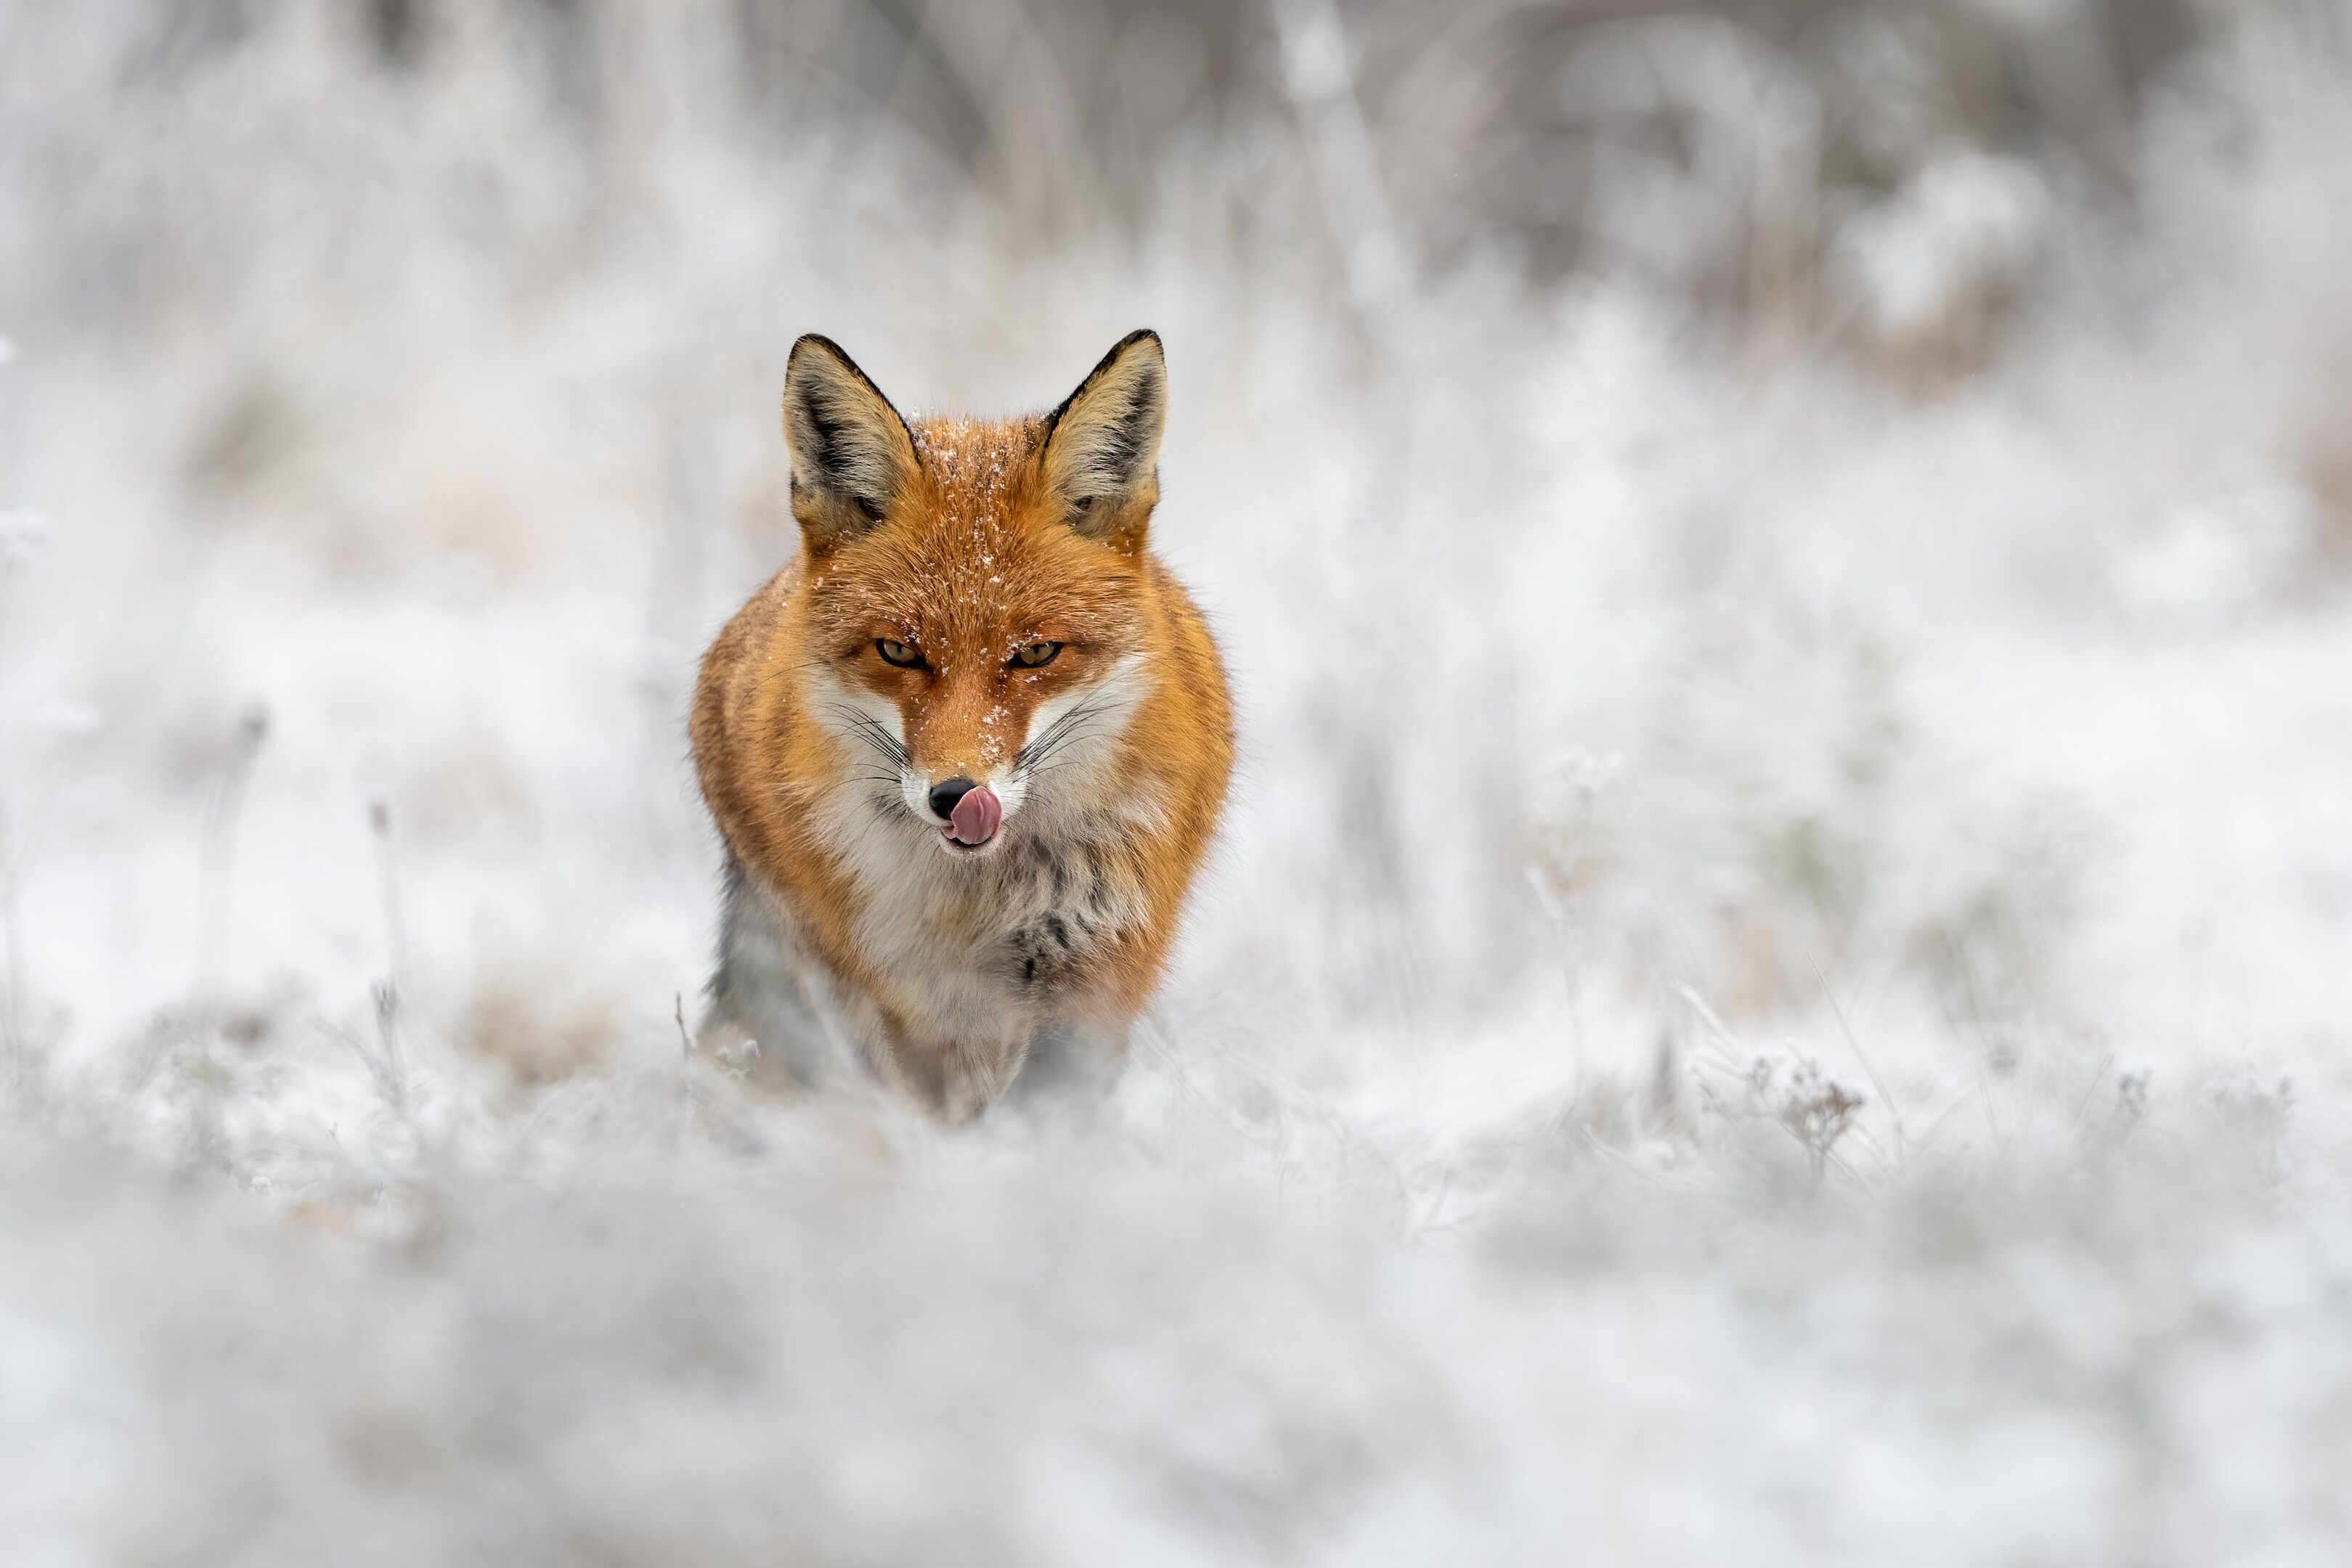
[{"left": 949, "top": 785, "right": 1002, "bottom": 846}]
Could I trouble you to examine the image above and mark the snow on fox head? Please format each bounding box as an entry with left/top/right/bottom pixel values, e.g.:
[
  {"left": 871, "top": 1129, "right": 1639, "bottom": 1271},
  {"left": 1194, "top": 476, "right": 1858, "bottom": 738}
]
[{"left": 782, "top": 330, "right": 1168, "bottom": 857}]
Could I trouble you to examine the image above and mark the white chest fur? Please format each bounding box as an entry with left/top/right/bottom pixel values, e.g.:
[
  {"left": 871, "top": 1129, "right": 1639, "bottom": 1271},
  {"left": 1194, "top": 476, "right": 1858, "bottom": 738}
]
[{"left": 817, "top": 788, "right": 1147, "bottom": 1050}]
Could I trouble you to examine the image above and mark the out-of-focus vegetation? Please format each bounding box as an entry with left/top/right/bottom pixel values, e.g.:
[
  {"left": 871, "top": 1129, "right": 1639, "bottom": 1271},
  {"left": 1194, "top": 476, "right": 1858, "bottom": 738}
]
[{"left": 2, "top": 3, "right": 2351, "bottom": 1562}]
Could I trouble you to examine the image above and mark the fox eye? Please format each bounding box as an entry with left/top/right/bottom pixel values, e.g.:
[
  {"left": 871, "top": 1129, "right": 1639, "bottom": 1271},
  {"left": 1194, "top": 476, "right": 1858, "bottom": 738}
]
[
  {"left": 1012, "top": 641, "right": 1062, "bottom": 669},
  {"left": 875, "top": 638, "right": 926, "bottom": 669}
]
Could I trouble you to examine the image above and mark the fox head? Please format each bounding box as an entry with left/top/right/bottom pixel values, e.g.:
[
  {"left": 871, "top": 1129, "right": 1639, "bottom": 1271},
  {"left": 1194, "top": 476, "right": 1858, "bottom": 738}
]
[{"left": 781, "top": 330, "right": 1171, "bottom": 857}]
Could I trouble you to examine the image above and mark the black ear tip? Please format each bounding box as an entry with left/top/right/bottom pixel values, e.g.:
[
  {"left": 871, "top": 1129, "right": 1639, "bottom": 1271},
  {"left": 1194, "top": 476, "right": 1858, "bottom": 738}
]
[
  {"left": 1087, "top": 329, "right": 1164, "bottom": 392},
  {"left": 787, "top": 333, "right": 855, "bottom": 378}
]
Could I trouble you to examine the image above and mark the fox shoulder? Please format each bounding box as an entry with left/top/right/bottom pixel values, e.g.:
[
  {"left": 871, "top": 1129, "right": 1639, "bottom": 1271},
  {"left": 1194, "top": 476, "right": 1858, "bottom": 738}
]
[{"left": 690, "top": 560, "right": 802, "bottom": 849}]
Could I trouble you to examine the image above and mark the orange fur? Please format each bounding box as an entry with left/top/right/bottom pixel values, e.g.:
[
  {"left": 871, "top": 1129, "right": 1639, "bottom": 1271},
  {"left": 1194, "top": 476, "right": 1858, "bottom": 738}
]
[{"left": 692, "top": 333, "right": 1230, "bottom": 1115}]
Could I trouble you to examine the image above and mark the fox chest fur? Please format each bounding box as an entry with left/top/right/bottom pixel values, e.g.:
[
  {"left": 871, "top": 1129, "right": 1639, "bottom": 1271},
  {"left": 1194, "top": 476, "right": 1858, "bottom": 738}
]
[{"left": 691, "top": 331, "right": 1231, "bottom": 1116}]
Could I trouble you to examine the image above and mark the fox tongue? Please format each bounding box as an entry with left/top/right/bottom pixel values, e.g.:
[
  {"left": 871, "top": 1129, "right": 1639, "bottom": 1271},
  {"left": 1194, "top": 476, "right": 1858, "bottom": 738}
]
[{"left": 949, "top": 785, "right": 1001, "bottom": 846}]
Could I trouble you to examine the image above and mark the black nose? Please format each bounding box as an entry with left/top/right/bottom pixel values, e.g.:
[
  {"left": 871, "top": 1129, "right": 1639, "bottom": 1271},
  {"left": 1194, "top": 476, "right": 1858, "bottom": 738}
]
[{"left": 927, "top": 777, "right": 977, "bottom": 821}]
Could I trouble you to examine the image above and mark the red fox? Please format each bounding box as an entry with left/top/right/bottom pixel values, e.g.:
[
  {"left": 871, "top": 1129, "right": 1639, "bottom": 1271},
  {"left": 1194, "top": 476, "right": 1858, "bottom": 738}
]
[{"left": 691, "top": 331, "right": 1232, "bottom": 1116}]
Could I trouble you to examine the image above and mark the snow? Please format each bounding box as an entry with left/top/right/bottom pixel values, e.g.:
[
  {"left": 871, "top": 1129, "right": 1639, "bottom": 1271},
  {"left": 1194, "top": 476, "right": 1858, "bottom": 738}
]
[{"left": 1, "top": 3, "right": 2350, "bottom": 1561}]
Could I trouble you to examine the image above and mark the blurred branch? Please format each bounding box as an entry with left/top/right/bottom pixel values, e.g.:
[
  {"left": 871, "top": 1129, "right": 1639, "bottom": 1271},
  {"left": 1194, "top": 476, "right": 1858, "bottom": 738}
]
[
  {"left": 188, "top": 705, "right": 269, "bottom": 1029},
  {"left": 0, "top": 789, "right": 23, "bottom": 1073},
  {"left": 1274, "top": 0, "right": 1413, "bottom": 335}
]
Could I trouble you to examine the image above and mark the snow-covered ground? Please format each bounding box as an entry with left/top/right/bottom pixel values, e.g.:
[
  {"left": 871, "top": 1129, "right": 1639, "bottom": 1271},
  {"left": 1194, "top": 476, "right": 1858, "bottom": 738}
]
[{"left": 2, "top": 4, "right": 2350, "bottom": 1562}]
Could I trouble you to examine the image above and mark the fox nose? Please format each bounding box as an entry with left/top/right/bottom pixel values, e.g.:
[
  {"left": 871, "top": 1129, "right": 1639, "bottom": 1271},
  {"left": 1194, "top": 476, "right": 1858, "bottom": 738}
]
[{"left": 927, "top": 777, "right": 978, "bottom": 821}]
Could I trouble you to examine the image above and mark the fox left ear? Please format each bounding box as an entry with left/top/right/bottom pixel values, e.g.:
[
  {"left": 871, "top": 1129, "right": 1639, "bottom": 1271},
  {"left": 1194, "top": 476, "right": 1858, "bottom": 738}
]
[
  {"left": 1039, "top": 330, "right": 1166, "bottom": 548},
  {"left": 783, "top": 334, "right": 922, "bottom": 554}
]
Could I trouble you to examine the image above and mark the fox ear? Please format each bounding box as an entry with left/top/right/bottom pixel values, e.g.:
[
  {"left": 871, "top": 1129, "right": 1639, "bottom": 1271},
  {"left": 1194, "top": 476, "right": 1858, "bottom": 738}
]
[
  {"left": 1039, "top": 329, "right": 1166, "bottom": 547},
  {"left": 783, "top": 335, "right": 921, "bottom": 552}
]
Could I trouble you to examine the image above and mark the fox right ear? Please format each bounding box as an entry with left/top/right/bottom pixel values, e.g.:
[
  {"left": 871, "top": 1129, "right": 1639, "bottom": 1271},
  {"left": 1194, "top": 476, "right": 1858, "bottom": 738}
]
[
  {"left": 782, "top": 335, "right": 921, "bottom": 552},
  {"left": 1038, "top": 329, "right": 1167, "bottom": 550}
]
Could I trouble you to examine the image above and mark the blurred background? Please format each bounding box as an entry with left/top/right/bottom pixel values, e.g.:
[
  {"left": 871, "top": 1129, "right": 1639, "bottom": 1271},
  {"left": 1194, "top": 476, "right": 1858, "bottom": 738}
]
[{"left": 2, "top": 1, "right": 2351, "bottom": 1562}]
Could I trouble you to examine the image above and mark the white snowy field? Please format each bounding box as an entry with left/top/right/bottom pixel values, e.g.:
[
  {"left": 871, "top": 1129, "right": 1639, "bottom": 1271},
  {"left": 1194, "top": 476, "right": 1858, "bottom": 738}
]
[{"left": 3, "top": 2, "right": 2351, "bottom": 1562}]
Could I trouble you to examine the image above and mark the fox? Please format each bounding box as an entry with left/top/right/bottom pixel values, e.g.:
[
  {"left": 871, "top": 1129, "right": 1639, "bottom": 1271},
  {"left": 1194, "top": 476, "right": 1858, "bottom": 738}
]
[{"left": 691, "top": 330, "right": 1232, "bottom": 1118}]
